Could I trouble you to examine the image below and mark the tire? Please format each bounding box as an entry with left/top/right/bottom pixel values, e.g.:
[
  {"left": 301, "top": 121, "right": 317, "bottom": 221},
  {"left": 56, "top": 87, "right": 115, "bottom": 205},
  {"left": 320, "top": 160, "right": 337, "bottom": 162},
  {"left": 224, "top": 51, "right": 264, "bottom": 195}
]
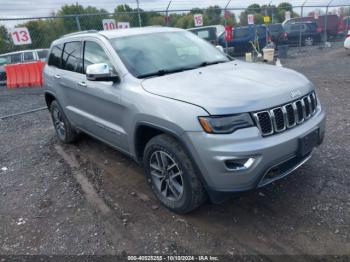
[
  {"left": 143, "top": 134, "right": 207, "bottom": 214},
  {"left": 50, "top": 100, "right": 78, "bottom": 143},
  {"left": 304, "top": 36, "right": 314, "bottom": 46}
]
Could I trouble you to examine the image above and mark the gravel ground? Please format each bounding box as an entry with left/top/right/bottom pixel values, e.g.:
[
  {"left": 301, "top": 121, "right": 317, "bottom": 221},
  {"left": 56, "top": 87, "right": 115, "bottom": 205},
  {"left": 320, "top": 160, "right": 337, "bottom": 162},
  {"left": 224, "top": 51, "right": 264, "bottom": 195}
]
[{"left": 0, "top": 45, "right": 349, "bottom": 259}]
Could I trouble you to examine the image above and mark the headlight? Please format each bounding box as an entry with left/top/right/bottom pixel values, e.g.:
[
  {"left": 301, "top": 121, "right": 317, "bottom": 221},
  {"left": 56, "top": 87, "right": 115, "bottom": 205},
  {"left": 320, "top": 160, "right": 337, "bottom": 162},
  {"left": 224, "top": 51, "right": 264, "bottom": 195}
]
[{"left": 198, "top": 114, "right": 254, "bottom": 134}]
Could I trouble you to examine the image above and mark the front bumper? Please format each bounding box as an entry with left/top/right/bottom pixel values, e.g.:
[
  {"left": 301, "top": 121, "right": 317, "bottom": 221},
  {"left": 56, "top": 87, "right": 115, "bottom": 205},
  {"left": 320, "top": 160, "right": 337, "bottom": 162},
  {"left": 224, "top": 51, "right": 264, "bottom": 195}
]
[{"left": 182, "top": 106, "right": 326, "bottom": 193}]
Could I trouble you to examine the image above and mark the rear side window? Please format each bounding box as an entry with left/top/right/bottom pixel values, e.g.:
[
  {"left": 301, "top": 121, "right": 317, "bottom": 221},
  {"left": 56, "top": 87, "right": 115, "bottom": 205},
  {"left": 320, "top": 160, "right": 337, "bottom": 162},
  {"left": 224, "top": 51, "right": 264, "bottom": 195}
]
[
  {"left": 197, "top": 30, "right": 210, "bottom": 39},
  {"left": 37, "top": 50, "right": 48, "bottom": 60},
  {"left": 234, "top": 28, "right": 249, "bottom": 38},
  {"left": 62, "top": 42, "right": 82, "bottom": 73},
  {"left": 23, "top": 52, "right": 35, "bottom": 61},
  {"left": 257, "top": 27, "right": 266, "bottom": 36},
  {"left": 10, "top": 53, "right": 21, "bottom": 64},
  {"left": 0, "top": 56, "right": 9, "bottom": 66},
  {"left": 269, "top": 25, "right": 282, "bottom": 33},
  {"left": 48, "top": 45, "right": 63, "bottom": 68},
  {"left": 291, "top": 25, "right": 303, "bottom": 31}
]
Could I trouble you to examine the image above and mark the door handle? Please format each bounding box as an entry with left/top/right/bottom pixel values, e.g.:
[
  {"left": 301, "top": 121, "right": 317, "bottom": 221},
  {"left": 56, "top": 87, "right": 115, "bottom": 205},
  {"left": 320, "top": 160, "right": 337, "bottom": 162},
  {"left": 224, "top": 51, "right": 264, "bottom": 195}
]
[
  {"left": 78, "top": 81, "right": 87, "bottom": 87},
  {"left": 54, "top": 74, "right": 61, "bottom": 79}
]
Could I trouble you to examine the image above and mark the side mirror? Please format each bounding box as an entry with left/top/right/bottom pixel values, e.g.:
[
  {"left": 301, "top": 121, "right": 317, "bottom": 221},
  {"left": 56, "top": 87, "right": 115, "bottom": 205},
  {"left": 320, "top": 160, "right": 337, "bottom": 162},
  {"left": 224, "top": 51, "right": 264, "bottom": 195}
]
[
  {"left": 86, "top": 63, "right": 119, "bottom": 82},
  {"left": 216, "top": 45, "right": 224, "bottom": 53}
]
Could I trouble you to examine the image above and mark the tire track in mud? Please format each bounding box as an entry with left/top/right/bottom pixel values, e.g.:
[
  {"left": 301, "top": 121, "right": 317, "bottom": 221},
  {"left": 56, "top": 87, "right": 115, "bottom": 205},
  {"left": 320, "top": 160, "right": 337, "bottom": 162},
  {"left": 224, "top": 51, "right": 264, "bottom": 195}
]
[{"left": 53, "top": 144, "right": 151, "bottom": 254}]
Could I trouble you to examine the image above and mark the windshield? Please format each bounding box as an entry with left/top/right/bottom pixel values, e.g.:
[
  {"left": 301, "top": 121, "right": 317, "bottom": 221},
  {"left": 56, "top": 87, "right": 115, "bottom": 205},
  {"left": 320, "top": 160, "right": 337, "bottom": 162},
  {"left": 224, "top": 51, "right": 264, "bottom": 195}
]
[{"left": 110, "top": 31, "right": 229, "bottom": 78}]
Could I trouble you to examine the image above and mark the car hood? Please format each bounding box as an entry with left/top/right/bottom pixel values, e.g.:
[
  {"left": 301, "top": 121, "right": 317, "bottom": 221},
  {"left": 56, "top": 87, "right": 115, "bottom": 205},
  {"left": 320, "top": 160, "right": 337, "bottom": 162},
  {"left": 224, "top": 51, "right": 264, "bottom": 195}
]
[{"left": 141, "top": 61, "right": 314, "bottom": 115}]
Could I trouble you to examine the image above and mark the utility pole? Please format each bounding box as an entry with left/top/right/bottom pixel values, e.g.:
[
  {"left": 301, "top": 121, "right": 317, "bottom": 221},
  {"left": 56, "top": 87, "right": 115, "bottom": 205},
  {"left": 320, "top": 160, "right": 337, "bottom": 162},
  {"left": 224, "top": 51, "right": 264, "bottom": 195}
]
[
  {"left": 136, "top": 0, "right": 142, "bottom": 27},
  {"left": 268, "top": 0, "right": 273, "bottom": 24},
  {"left": 299, "top": 0, "right": 308, "bottom": 47},
  {"left": 166, "top": 1, "right": 172, "bottom": 26},
  {"left": 75, "top": 16, "right": 81, "bottom": 31},
  {"left": 75, "top": 2, "right": 81, "bottom": 31},
  {"left": 324, "top": 0, "right": 335, "bottom": 44}
]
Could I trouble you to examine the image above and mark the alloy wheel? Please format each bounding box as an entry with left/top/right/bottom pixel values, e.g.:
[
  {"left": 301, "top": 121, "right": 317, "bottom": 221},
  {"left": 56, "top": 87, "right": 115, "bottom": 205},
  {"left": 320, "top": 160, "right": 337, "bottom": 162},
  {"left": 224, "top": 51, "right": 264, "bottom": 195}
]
[
  {"left": 149, "top": 150, "right": 184, "bottom": 201},
  {"left": 52, "top": 108, "right": 66, "bottom": 138},
  {"left": 305, "top": 37, "right": 314, "bottom": 46}
]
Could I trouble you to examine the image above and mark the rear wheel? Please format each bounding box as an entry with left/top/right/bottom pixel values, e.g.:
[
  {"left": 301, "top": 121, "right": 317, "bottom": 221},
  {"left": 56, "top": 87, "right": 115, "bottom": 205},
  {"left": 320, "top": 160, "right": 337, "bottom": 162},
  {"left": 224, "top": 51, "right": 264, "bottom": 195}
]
[
  {"left": 50, "top": 100, "right": 78, "bottom": 143},
  {"left": 304, "top": 36, "right": 314, "bottom": 46},
  {"left": 143, "top": 134, "right": 207, "bottom": 213}
]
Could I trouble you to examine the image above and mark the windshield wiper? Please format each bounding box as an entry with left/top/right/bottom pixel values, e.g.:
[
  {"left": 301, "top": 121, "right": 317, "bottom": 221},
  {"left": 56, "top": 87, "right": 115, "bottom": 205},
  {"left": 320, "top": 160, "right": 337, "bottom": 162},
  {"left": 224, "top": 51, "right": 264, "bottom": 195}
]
[
  {"left": 137, "top": 67, "right": 195, "bottom": 79},
  {"left": 137, "top": 60, "right": 229, "bottom": 79},
  {"left": 195, "top": 60, "right": 228, "bottom": 68}
]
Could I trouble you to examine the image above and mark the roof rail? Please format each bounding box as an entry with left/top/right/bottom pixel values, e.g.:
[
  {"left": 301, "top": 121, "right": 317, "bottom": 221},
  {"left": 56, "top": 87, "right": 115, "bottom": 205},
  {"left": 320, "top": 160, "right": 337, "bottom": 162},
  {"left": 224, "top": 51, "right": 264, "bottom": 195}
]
[{"left": 60, "top": 30, "right": 99, "bottom": 38}]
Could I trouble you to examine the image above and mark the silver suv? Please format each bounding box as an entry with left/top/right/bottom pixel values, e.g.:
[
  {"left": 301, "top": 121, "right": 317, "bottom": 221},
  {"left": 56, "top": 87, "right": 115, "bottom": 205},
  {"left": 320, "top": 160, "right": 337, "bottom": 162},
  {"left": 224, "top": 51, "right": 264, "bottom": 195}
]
[{"left": 44, "top": 27, "right": 326, "bottom": 213}]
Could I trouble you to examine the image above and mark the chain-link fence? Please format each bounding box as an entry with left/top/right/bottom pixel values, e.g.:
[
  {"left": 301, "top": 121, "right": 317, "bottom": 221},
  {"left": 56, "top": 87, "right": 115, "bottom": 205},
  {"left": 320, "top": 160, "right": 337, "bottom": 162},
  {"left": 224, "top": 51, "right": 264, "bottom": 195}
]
[{"left": 0, "top": 1, "right": 349, "bottom": 56}]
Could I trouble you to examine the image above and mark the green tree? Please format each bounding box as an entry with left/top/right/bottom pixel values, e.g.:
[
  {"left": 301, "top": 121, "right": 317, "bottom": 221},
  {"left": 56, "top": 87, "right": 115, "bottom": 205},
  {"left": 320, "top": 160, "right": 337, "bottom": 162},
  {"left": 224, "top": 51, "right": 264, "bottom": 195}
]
[
  {"left": 275, "top": 2, "right": 298, "bottom": 22},
  {"left": 190, "top": 8, "right": 204, "bottom": 15},
  {"left": 174, "top": 14, "right": 194, "bottom": 29},
  {"left": 204, "top": 6, "right": 222, "bottom": 25},
  {"left": 239, "top": 2, "right": 296, "bottom": 25},
  {"left": 239, "top": 4, "right": 264, "bottom": 25},
  {"left": 0, "top": 25, "right": 11, "bottom": 53},
  {"left": 222, "top": 10, "right": 237, "bottom": 26},
  {"left": 57, "top": 4, "right": 109, "bottom": 32},
  {"left": 114, "top": 4, "right": 147, "bottom": 27}
]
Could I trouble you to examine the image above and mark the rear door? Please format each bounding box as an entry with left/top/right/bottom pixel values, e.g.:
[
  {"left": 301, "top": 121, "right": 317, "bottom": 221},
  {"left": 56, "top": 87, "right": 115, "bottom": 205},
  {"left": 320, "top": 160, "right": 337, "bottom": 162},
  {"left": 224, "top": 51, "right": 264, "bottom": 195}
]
[
  {"left": 46, "top": 44, "right": 64, "bottom": 95},
  {"left": 57, "top": 41, "right": 85, "bottom": 126},
  {"left": 287, "top": 24, "right": 304, "bottom": 44},
  {"left": 232, "top": 28, "right": 250, "bottom": 53},
  {"left": 65, "top": 39, "right": 127, "bottom": 151}
]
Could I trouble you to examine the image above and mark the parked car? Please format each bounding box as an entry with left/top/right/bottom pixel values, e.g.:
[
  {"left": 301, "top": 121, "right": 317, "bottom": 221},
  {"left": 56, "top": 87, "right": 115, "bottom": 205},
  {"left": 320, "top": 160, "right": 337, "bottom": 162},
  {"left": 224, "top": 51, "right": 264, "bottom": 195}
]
[
  {"left": 0, "top": 49, "right": 49, "bottom": 85},
  {"left": 44, "top": 27, "right": 325, "bottom": 213},
  {"left": 187, "top": 25, "right": 225, "bottom": 45},
  {"left": 283, "top": 15, "right": 340, "bottom": 38},
  {"left": 338, "top": 16, "right": 350, "bottom": 35},
  {"left": 268, "top": 23, "right": 284, "bottom": 44},
  {"left": 0, "top": 56, "right": 8, "bottom": 85},
  {"left": 218, "top": 25, "right": 269, "bottom": 55},
  {"left": 345, "top": 30, "right": 350, "bottom": 51},
  {"left": 281, "top": 21, "right": 322, "bottom": 46}
]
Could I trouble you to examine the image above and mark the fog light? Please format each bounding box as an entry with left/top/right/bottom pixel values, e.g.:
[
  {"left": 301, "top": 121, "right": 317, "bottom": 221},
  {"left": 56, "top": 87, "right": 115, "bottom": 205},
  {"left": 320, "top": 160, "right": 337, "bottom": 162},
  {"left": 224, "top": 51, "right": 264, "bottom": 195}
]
[{"left": 225, "top": 157, "right": 255, "bottom": 171}]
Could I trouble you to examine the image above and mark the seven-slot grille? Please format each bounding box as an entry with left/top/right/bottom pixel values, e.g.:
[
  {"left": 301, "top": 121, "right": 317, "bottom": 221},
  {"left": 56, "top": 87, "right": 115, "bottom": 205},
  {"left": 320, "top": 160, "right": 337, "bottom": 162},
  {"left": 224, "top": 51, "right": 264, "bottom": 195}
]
[{"left": 253, "top": 92, "right": 317, "bottom": 136}]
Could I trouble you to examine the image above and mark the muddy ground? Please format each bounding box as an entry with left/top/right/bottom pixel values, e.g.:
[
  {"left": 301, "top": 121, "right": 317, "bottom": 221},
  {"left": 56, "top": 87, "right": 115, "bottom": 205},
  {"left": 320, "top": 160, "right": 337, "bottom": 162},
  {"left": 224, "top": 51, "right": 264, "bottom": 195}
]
[{"left": 0, "top": 45, "right": 349, "bottom": 259}]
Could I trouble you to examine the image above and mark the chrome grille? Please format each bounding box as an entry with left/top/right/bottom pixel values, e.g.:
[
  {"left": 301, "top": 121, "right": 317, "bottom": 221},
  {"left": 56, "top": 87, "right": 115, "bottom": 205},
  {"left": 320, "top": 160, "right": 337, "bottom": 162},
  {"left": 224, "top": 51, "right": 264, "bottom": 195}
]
[{"left": 253, "top": 92, "right": 318, "bottom": 136}]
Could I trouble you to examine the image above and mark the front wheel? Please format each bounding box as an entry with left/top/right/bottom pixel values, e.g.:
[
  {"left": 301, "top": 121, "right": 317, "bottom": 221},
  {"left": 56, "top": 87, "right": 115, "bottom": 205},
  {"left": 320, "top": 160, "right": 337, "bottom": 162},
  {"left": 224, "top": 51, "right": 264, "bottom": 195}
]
[{"left": 143, "top": 134, "right": 207, "bottom": 213}]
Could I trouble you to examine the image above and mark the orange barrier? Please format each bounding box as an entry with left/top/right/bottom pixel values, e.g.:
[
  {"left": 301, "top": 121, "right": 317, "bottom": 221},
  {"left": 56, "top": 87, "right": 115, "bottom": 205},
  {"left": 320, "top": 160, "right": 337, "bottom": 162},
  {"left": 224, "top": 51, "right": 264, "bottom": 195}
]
[{"left": 5, "top": 61, "right": 45, "bottom": 88}]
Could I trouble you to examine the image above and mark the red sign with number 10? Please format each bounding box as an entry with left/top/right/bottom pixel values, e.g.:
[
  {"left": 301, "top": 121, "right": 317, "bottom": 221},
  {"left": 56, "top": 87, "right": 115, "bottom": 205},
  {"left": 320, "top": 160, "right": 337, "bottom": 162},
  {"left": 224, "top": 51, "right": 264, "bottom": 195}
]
[
  {"left": 10, "top": 27, "right": 32, "bottom": 45},
  {"left": 102, "top": 19, "right": 117, "bottom": 30}
]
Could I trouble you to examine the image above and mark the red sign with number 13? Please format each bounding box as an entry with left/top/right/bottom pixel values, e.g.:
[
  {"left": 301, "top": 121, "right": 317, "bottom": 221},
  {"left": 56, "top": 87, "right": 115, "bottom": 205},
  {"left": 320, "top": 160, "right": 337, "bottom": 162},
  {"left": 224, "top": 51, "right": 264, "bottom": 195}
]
[{"left": 10, "top": 27, "right": 32, "bottom": 45}]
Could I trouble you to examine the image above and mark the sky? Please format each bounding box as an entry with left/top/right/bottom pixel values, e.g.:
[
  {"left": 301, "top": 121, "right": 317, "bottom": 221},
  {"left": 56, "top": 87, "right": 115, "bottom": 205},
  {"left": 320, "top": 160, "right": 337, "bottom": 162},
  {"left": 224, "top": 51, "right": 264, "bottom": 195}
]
[
  {"left": 0, "top": 0, "right": 349, "bottom": 27},
  {"left": 1, "top": 0, "right": 349, "bottom": 18}
]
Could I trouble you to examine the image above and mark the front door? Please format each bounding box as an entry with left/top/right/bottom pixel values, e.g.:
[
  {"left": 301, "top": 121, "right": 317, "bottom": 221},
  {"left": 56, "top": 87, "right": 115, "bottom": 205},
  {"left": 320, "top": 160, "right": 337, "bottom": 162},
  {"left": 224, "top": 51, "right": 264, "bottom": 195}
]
[{"left": 66, "top": 40, "right": 128, "bottom": 151}]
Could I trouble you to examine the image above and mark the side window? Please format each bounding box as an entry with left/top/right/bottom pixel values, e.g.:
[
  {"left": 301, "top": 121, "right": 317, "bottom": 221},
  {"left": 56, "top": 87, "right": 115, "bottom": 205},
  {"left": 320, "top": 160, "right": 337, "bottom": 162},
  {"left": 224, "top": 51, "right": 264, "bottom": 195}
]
[
  {"left": 10, "top": 53, "right": 21, "bottom": 64},
  {"left": 62, "top": 41, "right": 82, "bottom": 73},
  {"left": 0, "top": 56, "right": 9, "bottom": 66},
  {"left": 23, "top": 52, "right": 35, "bottom": 61},
  {"left": 197, "top": 30, "right": 210, "bottom": 40},
  {"left": 83, "top": 41, "right": 113, "bottom": 74},
  {"left": 291, "top": 25, "right": 301, "bottom": 31},
  {"left": 37, "top": 50, "right": 49, "bottom": 60},
  {"left": 48, "top": 44, "right": 63, "bottom": 68},
  {"left": 235, "top": 29, "right": 249, "bottom": 38}
]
